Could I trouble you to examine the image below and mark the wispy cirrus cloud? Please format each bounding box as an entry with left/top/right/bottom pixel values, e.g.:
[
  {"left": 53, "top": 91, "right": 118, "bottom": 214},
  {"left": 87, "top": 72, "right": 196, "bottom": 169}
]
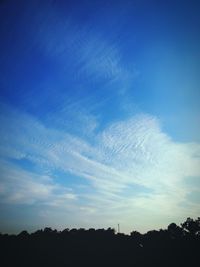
[
  {"left": 33, "top": 9, "right": 138, "bottom": 92},
  {"left": 0, "top": 159, "right": 77, "bottom": 206},
  {"left": 0, "top": 103, "right": 200, "bottom": 232}
]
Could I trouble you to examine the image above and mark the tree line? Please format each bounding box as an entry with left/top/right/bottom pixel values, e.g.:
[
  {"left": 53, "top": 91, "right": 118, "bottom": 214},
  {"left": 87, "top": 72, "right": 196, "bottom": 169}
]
[{"left": 1, "top": 217, "right": 200, "bottom": 266}]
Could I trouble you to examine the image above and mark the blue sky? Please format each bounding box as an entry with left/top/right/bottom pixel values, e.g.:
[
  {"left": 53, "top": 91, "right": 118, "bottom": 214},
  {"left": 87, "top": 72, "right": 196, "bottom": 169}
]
[{"left": 0, "top": 0, "right": 200, "bottom": 234}]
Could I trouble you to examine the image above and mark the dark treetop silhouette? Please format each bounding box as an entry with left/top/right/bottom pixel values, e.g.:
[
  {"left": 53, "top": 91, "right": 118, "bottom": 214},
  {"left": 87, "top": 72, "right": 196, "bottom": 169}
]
[{"left": 1, "top": 217, "right": 200, "bottom": 267}]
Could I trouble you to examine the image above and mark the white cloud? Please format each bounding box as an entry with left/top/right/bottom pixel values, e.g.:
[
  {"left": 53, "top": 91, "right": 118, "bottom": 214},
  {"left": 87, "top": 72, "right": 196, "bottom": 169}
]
[
  {"left": 0, "top": 159, "right": 77, "bottom": 205},
  {"left": 0, "top": 104, "right": 200, "bottom": 232}
]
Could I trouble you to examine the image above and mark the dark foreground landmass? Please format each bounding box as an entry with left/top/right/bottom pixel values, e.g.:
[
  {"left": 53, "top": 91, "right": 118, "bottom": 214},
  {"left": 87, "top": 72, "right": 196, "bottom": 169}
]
[{"left": 1, "top": 217, "right": 200, "bottom": 267}]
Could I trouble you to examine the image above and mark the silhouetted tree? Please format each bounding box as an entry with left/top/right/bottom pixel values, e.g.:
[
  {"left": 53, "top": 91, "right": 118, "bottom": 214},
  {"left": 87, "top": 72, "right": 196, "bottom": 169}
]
[
  {"left": 181, "top": 217, "right": 200, "bottom": 236},
  {"left": 18, "top": 230, "right": 29, "bottom": 238},
  {"left": 167, "top": 222, "right": 183, "bottom": 238}
]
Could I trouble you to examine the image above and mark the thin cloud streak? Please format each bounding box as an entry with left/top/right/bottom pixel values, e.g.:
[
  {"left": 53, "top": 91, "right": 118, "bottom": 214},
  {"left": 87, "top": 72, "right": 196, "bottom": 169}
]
[
  {"left": 0, "top": 159, "right": 77, "bottom": 205},
  {"left": 35, "top": 12, "right": 138, "bottom": 93}
]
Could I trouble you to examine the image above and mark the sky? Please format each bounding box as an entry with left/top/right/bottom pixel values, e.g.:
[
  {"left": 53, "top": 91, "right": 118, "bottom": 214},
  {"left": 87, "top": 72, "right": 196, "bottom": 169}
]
[{"left": 0, "top": 0, "right": 200, "bottom": 234}]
